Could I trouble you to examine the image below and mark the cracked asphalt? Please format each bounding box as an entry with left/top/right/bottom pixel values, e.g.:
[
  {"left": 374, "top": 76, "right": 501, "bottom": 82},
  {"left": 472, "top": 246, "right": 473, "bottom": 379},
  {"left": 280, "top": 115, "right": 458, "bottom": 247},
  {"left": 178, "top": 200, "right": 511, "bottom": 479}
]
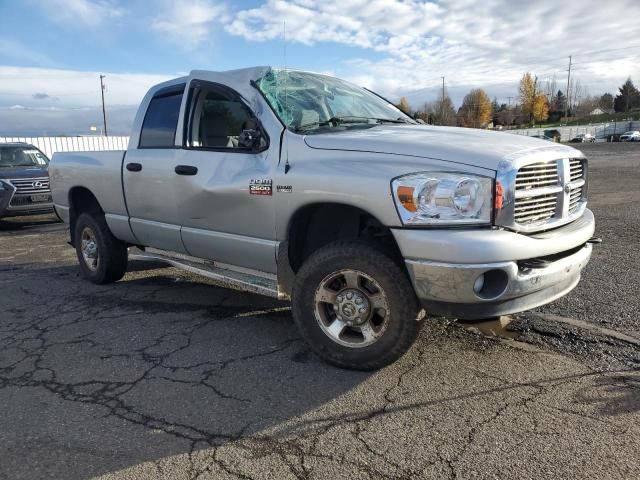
[{"left": 1, "top": 143, "right": 639, "bottom": 479}]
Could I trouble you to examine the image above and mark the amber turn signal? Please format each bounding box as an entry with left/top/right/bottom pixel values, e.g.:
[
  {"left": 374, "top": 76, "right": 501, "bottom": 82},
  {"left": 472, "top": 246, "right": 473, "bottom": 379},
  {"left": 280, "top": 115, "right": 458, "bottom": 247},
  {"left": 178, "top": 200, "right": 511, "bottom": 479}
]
[
  {"left": 494, "top": 181, "right": 504, "bottom": 210},
  {"left": 397, "top": 185, "right": 417, "bottom": 212}
]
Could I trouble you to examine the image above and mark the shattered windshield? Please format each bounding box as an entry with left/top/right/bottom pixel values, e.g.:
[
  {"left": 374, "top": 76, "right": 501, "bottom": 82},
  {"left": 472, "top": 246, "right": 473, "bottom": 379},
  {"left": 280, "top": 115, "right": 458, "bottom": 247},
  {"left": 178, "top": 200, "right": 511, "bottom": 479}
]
[{"left": 255, "top": 69, "right": 415, "bottom": 133}]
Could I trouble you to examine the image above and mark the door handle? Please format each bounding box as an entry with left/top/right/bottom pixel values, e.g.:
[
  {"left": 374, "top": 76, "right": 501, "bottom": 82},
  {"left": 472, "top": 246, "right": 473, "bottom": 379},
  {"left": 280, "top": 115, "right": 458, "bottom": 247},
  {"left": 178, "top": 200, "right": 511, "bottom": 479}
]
[
  {"left": 126, "top": 162, "right": 142, "bottom": 172},
  {"left": 175, "top": 165, "right": 198, "bottom": 176}
]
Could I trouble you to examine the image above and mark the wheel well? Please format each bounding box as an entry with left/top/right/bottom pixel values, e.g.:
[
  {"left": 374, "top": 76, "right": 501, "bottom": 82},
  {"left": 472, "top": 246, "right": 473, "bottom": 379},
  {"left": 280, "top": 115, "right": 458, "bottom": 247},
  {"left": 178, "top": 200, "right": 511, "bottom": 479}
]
[
  {"left": 68, "top": 187, "right": 103, "bottom": 246},
  {"left": 287, "top": 203, "right": 401, "bottom": 273}
]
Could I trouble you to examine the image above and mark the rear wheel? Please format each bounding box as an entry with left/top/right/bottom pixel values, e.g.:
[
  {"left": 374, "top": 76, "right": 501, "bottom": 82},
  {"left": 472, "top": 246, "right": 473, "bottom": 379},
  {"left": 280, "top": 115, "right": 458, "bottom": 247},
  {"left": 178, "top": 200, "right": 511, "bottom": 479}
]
[
  {"left": 74, "top": 212, "right": 128, "bottom": 284},
  {"left": 291, "top": 240, "right": 422, "bottom": 370}
]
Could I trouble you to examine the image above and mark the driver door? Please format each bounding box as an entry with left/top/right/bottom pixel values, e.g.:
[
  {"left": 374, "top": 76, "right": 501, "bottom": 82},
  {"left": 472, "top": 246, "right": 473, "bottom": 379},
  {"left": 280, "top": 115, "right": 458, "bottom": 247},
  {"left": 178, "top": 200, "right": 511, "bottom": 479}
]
[{"left": 174, "top": 80, "right": 278, "bottom": 274}]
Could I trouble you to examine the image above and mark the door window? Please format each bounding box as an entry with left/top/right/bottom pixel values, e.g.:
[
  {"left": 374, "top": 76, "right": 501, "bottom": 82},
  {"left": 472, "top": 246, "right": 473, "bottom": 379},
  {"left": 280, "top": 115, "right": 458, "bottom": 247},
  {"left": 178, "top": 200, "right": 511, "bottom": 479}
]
[
  {"left": 186, "top": 84, "right": 266, "bottom": 150},
  {"left": 139, "top": 85, "right": 185, "bottom": 148}
]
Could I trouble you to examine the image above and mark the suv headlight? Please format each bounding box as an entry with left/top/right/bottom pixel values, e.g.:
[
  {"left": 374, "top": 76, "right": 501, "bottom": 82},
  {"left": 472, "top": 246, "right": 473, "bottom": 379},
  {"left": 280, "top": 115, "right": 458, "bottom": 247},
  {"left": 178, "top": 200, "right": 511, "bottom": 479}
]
[{"left": 392, "top": 172, "right": 493, "bottom": 225}]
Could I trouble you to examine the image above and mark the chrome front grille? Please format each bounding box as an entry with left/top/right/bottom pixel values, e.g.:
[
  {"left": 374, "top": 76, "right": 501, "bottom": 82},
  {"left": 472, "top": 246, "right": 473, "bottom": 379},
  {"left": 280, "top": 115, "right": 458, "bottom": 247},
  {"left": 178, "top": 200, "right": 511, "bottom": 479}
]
[
  {"left": 9, "top": 177, "right": 50, "bottom": 194},
  {"left": 514, "top": 162, "right": 559, "bottom": 224},
  {"left": 568, "top": 159, "right": 585, "bottom": 214},
  {"left": 515, "top": 162, "right": 559, "bottom": 190},
  {"left": 496, "top": 157, "right": 588, "bottom": 233}
]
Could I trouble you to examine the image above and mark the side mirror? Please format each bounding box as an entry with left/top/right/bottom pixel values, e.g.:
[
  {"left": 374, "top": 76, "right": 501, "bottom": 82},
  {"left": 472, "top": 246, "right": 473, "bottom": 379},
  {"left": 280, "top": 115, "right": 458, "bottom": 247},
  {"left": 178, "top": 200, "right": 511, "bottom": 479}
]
[{"left": 238, "top": 128, "right": 261, "bottom": 150}]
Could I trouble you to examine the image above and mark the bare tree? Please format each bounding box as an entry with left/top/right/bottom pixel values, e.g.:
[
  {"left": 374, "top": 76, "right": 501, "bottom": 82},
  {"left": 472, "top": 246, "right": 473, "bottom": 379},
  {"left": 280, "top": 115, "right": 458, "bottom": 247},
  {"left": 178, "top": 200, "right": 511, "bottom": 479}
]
[
  {"left": 567, "top": 78, "right": 585, "bottom": 115},
  {"left": 575, "top": 94, "right": 599, "bottom": 118},
  {"left": 543, "top": 75, "right": 557, "bottom": 103}
]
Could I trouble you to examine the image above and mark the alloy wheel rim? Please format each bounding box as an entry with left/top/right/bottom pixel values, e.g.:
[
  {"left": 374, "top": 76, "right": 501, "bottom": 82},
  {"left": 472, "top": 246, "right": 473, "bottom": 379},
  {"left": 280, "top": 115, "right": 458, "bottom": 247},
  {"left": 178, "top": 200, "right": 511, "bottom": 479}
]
[
  {"left": 314, "top": 269, "right": 390, "bottom": 348},
  {"left": 80, "top": 227, "right": 99, "bottom": 272}
]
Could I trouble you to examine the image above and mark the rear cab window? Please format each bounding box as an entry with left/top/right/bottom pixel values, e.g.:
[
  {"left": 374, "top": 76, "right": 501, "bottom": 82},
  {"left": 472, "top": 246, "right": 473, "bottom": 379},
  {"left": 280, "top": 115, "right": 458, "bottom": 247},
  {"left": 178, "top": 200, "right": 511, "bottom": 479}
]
[{"left": 139, "top": 84, "right": 185, "bottom": 148}]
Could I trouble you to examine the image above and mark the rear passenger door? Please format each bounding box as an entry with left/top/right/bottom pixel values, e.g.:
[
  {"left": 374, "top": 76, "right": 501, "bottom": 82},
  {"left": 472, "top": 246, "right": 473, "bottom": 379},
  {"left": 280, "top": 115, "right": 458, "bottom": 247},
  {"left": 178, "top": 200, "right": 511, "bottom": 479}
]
[
  {"left": 123, "top": 83, "right": 188, "bottom": 253},
  {"left": 174, "top": 80, "right": 277, "bottom": 274}
]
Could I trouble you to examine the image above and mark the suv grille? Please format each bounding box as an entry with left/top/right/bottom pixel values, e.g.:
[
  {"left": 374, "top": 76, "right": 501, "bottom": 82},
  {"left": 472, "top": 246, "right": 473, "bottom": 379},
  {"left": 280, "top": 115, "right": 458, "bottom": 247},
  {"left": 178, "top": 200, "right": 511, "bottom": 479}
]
[
  {"left": 505, "top": 157, "right": 587, "bottom": 231},
  {"left": 9, "top": 177, "right": 50, "bottom": 194}
]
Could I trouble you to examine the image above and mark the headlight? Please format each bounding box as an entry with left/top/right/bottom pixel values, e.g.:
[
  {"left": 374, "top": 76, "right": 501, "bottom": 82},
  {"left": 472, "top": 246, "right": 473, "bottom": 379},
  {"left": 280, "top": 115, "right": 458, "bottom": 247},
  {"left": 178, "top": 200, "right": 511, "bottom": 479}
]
[
  {"left": 392, "top": 172, "right": 493, "bottom": 225},
  {"left": 0, "top": 180, "right": 8, "bottom": 191}
]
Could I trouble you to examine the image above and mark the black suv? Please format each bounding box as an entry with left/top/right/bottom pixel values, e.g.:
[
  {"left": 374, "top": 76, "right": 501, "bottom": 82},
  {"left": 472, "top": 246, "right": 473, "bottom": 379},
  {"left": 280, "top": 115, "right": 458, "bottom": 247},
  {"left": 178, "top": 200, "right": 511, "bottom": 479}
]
[{"left": 0, "top": 143, "right": 54, "bottom": 219}]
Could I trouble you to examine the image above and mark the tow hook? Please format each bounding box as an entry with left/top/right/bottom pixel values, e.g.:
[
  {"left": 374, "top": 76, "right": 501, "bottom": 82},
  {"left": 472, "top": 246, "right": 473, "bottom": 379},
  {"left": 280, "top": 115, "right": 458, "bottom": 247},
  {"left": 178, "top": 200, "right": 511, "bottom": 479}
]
[{"left": 587, "top": 237, "right": 602, "bottom": 245}]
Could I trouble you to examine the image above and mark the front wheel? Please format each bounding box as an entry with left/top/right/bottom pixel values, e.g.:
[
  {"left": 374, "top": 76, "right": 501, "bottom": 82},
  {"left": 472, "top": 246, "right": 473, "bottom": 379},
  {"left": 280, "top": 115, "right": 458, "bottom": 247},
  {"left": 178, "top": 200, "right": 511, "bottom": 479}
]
[
  {"left": 74, "top": 212, "right": 128, "bottom": 284},
  {"left": 291, "top": 241, "right": 422, "bottom": 370}
]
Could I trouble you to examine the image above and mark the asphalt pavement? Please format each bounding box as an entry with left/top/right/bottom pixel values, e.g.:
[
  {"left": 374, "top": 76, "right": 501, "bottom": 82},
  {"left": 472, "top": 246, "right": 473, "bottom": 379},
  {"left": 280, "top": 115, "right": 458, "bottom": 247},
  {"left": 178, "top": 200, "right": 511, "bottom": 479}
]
[{"left": 1, "top": 142, "right": 639, "bottom": 479}]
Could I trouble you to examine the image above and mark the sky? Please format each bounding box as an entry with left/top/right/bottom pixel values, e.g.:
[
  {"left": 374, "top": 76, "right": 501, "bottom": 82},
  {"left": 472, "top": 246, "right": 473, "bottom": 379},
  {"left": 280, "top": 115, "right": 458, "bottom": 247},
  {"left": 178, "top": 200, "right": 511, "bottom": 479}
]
[{"left": 1, "top": 0, "right": 639, "bottom": 135}]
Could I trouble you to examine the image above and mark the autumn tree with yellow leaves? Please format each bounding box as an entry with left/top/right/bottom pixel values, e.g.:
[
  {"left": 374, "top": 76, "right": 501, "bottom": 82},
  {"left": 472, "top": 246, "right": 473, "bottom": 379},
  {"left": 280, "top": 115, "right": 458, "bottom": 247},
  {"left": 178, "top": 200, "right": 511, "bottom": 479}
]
[
  {"left": 532, "top": 94, "right": 549, "bottom": 124},
  {"left": 397, "top": 96, "right": 411, "bottom": 114},
  {"left": 519, "top": 72, "right": 549, "bottom": 124},
  {"left": 457, "top": 88, "right": 492, "bottom": 128}
]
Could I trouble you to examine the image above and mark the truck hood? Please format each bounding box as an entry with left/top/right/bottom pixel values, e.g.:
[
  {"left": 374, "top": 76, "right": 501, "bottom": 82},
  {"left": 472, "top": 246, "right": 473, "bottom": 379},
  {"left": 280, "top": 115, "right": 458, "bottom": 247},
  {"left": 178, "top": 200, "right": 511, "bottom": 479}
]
[
  {"left": 0, "top": 165, "right": 49, "bottom": 180},
  {"left": 303, "top": 125, "right": 581, "bottom": 171}
]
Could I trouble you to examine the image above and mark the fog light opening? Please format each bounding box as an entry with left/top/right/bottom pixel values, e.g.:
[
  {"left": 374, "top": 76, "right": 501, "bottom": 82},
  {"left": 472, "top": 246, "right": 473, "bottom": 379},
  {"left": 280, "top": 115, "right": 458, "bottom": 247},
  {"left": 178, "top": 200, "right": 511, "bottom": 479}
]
[
  {"left": 473, "top": 274, "right": 485, "bottom": 294},
  {"left": 474, "top": 269, "right": 509, "bottom": 300}
]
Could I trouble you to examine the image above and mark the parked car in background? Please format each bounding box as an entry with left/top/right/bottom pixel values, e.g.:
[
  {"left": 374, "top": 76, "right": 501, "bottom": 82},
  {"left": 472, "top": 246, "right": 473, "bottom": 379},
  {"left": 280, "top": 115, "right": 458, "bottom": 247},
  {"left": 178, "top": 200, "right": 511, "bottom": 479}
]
[
  {"left": 0, "top": 143, "right": 53, "bottom": 219},
  {"left": 569, "top": 133, "right": 595, "bottom": 143},
  {"left": 543, "top": 129, "right": 561, "bottom": 142},
  {"left": 50, "top": 67, "right": 595, "bottom": 370},
  {"left": 620, "top": 131, "right": 640, "bottom": 142},
  {"left": 530, "top": 134, "right": 554, "bottom": 141}
]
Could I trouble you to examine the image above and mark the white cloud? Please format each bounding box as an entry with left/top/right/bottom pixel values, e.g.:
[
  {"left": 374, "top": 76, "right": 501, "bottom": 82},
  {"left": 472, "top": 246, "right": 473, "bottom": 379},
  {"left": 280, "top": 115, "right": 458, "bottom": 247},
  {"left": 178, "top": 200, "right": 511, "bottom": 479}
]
[
  {"left": 0, "top": 104, "right": 137, "bottom": 136},
  {"left": 32, "top": 0, "right": 124, "bottom": 26},
  {"left": 228, "top": 0, "right": 442, "bottom": 51},
  {"left": 227, "top": 0, "right": 640, "bottom": 103},
  {"left": 0, "top": 66, "right": 173, "bottom": 108},
  {"left": 151, "top": 0, "right": 229, "bottom": 48},
  {"left": 0, "top": 66, "right": 175, "bottom": 134}
]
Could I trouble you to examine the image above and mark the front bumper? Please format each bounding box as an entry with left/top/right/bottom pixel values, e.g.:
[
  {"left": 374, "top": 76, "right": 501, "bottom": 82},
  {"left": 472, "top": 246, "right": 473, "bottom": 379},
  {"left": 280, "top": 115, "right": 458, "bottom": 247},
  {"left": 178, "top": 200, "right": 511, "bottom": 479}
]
[
  {"left": 0, "top": 188, "right": 53, "bottom": 218},
  {"left": 395, "top": 209, "right": 595, "bottom": 320}
]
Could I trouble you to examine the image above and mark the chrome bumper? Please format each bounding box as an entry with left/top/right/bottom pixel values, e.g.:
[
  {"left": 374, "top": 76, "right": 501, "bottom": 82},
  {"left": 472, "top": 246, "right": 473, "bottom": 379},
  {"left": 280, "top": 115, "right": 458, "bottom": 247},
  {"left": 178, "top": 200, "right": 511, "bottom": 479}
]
[{"left": 405, "top": 242, "right": 592, "bottom": 320}]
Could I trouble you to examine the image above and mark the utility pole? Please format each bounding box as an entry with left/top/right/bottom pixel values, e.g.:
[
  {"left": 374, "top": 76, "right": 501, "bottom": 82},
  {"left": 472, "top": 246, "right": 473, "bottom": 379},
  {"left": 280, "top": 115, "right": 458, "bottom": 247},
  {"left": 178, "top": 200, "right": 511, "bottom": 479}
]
[
  {"left": 439, "top": 76, "right": 445, "bottom": 124},
  {"left": 99, "top": 74, "right": 108, "bottom": 137},
  {"left": 532, "top": 75, "right": 538, "bottom": 125},
  {"left": 564, "top": 56, "right": 572, "bottom": 125}
]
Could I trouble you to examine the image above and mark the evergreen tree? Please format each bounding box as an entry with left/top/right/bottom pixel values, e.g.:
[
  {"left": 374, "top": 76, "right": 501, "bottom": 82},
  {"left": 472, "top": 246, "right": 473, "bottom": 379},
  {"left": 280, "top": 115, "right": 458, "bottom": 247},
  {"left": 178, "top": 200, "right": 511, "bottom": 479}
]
[{"left": 614, "top": 78, "right": 640, "bottom": 113}]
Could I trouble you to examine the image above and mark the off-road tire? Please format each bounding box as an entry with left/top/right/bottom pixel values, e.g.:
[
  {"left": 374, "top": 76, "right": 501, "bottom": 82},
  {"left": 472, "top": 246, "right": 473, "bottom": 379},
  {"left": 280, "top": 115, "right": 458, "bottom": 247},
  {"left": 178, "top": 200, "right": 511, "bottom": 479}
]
[
  {"left": 291, "top": 240, "right": 422, "bottom": 370},
  {"left": 74, "top": 212, "right": 128, "bottom": 284}
]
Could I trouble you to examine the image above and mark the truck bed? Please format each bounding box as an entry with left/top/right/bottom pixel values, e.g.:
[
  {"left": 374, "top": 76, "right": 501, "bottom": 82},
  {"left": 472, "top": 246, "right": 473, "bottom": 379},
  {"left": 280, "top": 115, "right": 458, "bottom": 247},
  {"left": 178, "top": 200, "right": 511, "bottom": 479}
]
[{"left": 49, "top": 150, "right": 128, "bottom": 224}]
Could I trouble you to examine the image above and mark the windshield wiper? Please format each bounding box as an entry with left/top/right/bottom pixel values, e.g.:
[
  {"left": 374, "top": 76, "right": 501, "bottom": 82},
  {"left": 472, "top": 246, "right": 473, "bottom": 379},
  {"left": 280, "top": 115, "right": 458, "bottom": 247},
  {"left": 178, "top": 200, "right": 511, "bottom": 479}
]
[
  {"left": 293, "top": 115, "right": 408, "bottom": 132},
  {"left": 293, "top": 116, "right": 368, "bottom": 132},
  {"left": 374, "top": 117, "right": 411, "bottom": 124}
]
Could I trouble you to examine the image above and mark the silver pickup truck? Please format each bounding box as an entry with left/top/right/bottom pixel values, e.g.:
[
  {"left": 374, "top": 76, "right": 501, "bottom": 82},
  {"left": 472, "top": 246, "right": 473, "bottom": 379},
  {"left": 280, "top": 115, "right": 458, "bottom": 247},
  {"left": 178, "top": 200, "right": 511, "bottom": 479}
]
[{"left": 50, "top": 67, "right": 595, "bottom": 370}]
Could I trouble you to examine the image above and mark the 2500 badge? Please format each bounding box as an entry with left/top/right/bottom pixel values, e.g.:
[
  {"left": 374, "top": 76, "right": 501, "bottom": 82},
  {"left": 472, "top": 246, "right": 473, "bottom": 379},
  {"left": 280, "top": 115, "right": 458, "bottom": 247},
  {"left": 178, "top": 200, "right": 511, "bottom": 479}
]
[{"left": 249, "top": 178, "right": 272, "bottom": 196}]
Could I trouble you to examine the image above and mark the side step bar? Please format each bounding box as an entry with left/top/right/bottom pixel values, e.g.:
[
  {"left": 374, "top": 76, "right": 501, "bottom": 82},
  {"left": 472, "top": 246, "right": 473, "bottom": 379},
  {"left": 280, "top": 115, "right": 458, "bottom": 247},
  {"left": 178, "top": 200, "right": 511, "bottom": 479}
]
[{"left": 128, "top": 247, "right": 279, "bottom": 298}]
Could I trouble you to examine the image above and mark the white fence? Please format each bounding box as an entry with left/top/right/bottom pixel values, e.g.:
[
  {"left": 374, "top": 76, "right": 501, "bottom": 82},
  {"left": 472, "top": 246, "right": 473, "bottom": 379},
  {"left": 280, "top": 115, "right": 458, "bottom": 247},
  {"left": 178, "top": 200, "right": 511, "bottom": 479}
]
[
  {"left": 507, "top": 121, "right": 640, "bottom": 142},
  {"left": 0, "top": 136, "right": 130, "bottom": 158}
]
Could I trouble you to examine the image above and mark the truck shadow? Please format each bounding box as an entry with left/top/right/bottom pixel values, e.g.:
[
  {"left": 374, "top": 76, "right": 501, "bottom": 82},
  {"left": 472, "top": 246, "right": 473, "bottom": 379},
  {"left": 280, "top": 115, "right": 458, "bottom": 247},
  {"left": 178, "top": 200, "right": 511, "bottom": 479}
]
[
  {"left": 573, "top": 374, "right": 640, "bottom": 416},
  {"left": 0, "top": 213, "right": 62, "bottom": 232},
  {"left": 2, "top": 260, "right": 638, "bottom": 478},
  {"left": 1, "top": 260, "right": 373, "bottom": 478}
]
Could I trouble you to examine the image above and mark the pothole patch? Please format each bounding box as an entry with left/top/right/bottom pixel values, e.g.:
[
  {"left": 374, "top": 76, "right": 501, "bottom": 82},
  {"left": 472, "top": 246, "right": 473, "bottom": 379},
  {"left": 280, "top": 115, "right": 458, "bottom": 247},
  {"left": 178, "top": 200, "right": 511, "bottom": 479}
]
[{"left": 462, "top": 313, "right": 640, "bottom": 371}]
